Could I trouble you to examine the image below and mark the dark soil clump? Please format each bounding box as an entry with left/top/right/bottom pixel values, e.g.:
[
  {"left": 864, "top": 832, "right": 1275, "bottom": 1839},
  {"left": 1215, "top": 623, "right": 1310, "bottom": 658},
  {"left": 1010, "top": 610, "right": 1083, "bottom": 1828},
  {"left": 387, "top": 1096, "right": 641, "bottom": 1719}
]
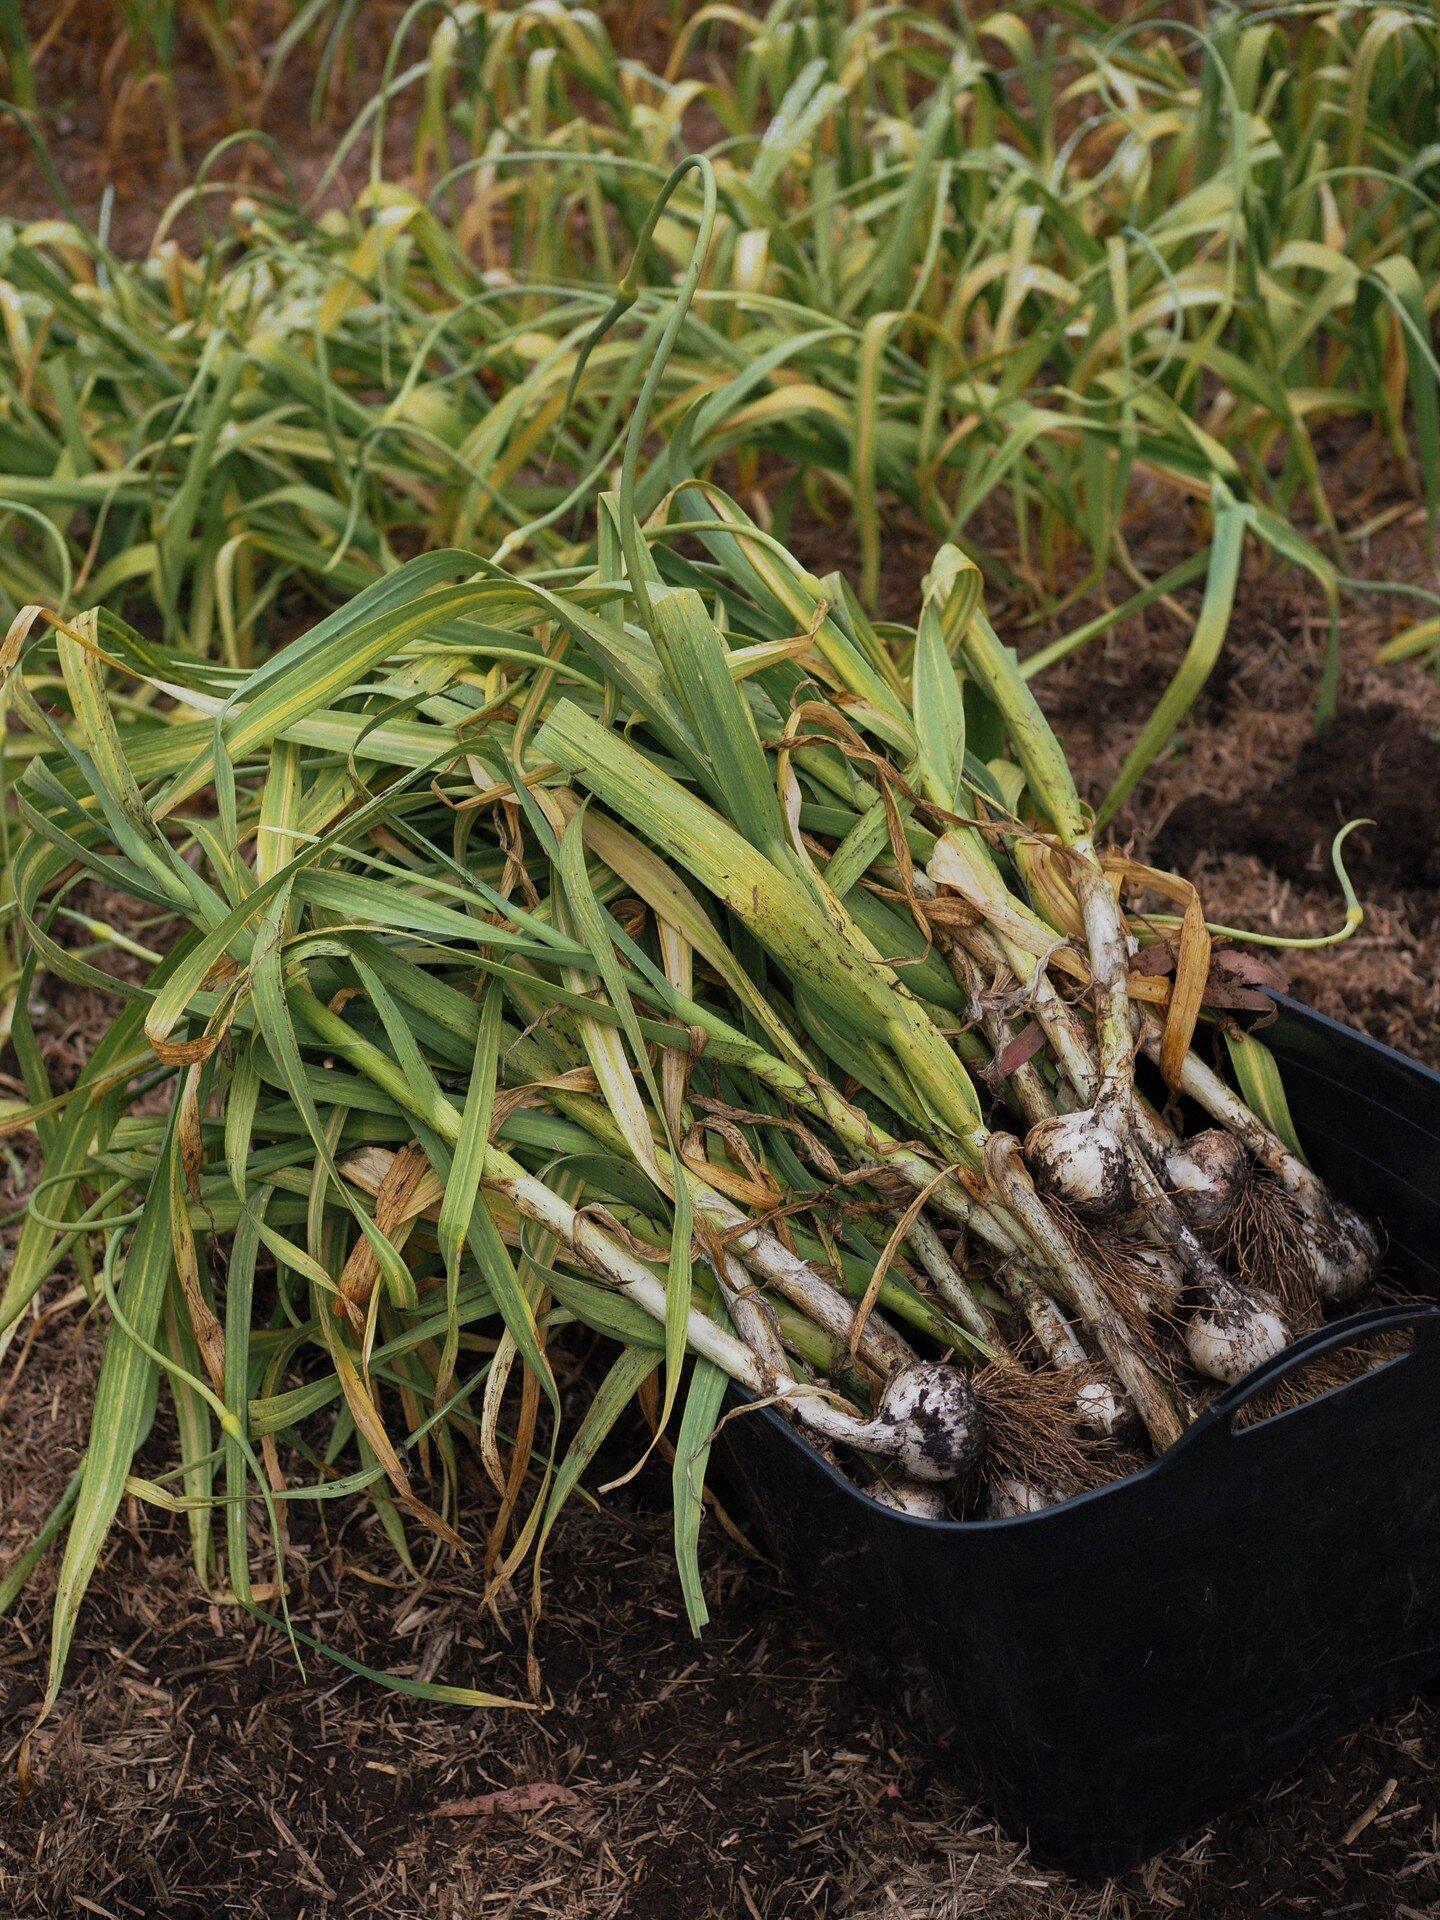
[{"left": 1156, "top": 702, "right": 1440, "bottom": 909}]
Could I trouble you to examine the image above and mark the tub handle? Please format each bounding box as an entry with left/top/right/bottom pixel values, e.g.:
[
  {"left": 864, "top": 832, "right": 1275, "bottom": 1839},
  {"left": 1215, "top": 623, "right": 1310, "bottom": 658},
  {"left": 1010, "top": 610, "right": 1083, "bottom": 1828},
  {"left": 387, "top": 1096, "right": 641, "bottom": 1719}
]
[{"left": 1180, "top": 1300, "right": 1440, "bottom": 1448}]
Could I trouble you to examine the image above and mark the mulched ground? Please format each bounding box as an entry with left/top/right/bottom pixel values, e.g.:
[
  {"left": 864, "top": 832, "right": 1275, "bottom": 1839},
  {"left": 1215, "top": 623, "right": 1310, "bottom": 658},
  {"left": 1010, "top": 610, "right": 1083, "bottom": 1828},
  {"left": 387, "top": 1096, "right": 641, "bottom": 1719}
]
[
  {"left": 9, "top": 1311, "right": 1440, "bottom": 1920},
  {"left": 3, "top": 11, "right": 1440, "bottom": 1917},
  {"left": 3, "top": 504, "right": 1438, "bottom": 1920}
]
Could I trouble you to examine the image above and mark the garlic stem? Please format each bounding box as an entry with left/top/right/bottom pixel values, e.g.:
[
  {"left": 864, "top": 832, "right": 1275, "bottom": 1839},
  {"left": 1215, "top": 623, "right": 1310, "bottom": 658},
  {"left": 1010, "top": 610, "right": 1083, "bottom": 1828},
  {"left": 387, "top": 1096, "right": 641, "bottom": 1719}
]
[
  {"left": 692, "top": 1183, "right": 915, "bottom": 1375},
  {"left": 903, "top": 1211, "right": 1012, "bottom": 1357},
  {"left": 485, "top": 1148, "right": 982, "bottom": 1473},
  {"left": 983, "top": 1134, "right": 1186, "bottom": 1450}
]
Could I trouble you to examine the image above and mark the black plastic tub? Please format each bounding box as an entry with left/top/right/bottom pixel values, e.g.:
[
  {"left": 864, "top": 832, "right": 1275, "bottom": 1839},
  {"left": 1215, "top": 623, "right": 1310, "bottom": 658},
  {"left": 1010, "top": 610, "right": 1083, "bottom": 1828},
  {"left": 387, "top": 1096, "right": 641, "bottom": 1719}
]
[{"left": 713, "top": 997, "right": 1440, "bottom": 1877}]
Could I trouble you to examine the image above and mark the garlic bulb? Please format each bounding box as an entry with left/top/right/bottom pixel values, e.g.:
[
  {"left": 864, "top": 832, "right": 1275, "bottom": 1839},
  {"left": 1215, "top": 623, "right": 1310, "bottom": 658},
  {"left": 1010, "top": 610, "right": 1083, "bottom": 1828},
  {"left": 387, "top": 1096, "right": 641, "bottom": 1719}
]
[
  {"left": 1185, "top": 1280, "right": 1289, "bottom": 1385},
  {"left": 857, "top": 1362, "right": 986, "bottom": 1483},
  {"left": 1165, "top": 1130, "right": 1251, "bottom": 1232},
  {"left": 1023, "top": 1105, "right": 1131, "bottom": 1219},
  {"left": 1304, "top": 1200, "right": 1381, "bottom": 1304}
]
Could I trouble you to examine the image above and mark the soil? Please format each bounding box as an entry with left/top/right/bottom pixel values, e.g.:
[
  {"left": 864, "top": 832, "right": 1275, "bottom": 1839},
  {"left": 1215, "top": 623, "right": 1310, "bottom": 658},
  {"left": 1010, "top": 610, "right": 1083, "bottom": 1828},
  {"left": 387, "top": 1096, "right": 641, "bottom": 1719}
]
[
  {"left": 1155, "top": 701, "right": 1440, "bottom": 903},
  {"left": 3, "top": 13, "right": 1440, "bottom": 1920},
  {"left": 1039, "top": 508, "right": 1440, "bottom": 1069},
  {"left": 10, "top": 1316, "right": 1440, "bottom": 1920},
  {"left": 0, "top": 0, "right": 416, "bottom": 251}
]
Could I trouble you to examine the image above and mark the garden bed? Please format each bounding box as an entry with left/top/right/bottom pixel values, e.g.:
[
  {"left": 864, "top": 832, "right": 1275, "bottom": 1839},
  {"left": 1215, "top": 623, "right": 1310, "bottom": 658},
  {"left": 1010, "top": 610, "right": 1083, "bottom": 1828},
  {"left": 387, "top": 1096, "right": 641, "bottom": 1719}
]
[
  {"left": 2, "top": 7, "right": 1439, "bottom": 1915},
  {"left": 3, "top": 503, "right": 1438, "bottom": 1920}
]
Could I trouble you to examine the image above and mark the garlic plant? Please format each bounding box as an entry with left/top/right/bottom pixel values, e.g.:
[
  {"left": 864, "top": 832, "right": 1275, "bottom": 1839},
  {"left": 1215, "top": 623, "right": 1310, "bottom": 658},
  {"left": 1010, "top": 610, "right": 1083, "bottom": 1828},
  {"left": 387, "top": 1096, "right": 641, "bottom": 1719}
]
[
  {"left": 0, "top": 144, "right": 1387, "bottom": 1711},
  {"left": 0, "top": 457, "right": 1380, "bottom": 1714}
]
